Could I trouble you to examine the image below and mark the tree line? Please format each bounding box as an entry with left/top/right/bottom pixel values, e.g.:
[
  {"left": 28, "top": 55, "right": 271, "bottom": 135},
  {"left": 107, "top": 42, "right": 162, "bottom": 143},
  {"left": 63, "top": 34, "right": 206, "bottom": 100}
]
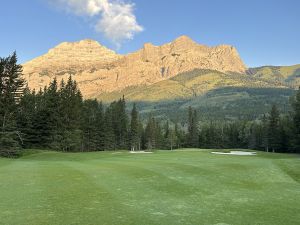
[{"left": 0, "top": 52, "right": 299, "bottom": 157}]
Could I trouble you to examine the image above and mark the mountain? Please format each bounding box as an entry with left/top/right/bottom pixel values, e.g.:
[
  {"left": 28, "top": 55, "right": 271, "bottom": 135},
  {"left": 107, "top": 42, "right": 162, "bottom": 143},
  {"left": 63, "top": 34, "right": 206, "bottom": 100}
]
[
  {"left": 22, "top": 36, "right": 299, "bottom": 120},
  {"left": 23, "top": 36, "right": 247, "bottom": 98}
]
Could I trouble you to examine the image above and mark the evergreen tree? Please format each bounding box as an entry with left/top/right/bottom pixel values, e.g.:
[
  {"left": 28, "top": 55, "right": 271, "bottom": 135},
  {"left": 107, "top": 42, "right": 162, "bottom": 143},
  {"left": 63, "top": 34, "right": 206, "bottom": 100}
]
[
  {"left": 174, "top": 122, "right": 184, "bottom": 149},
  {"left": 145, "top": 116, "right": 156, "bottom": 150},
  {"left": 278, "top": 121, "right": 289, "bottom": 152},
  {"left": 292, "top": 87, "right": 300, "bottom": 152},
  {"left": 261, "top": 114, "right": 269, "bottom": 151},
  {"left": 0, "top": 52, "right": 25, "bottom": 157},
  {"left": 165, "top": 121, "right": 178, "bottom": 150},
  {"left": 94, "top": 102, "right": 105, "bottom": 151},
  {"left": 119, "top": 97, "right": 129, "bottom": 149},
  {"left": 154, "top": 120, "right": 164, "bottom": 149},
  {"left": 59, "top": 76, "right": 83, "bottom": 151},
  {"left": 103, "top": 106, "right": 115, "bottom": 150},
  {"left": 248, "top": 121, "right": 264, "bottom": 150},
  {"left": 186, "top": 107, "right": 198, "bottom": 148},
  {"left": 16, "top": 88, "right": 36, "bottom": 148},
  {"left": 268, "top": 105, "right": 280, "bottom": 152},
  {"left": 111, "top": 97, "right": 128, "bottom": 149},
  {"left": 81, "top": 99, "right": 99, "bottom": 151},
  {"left": 130, "top": 103, "right": 140, "bottom": 151},
  {"left": 45, "top": 78, "right": 63, "bottom": 149},
  {"left": 224, "top": 122, "right": 241, "bottom": 148}
]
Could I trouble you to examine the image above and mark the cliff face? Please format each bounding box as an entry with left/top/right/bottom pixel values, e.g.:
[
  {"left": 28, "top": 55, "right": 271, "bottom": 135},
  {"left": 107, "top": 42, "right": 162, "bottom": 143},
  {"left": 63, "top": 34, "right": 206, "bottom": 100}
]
[{"left": 23, "top": 36, "right": 247, "bottom": 98}]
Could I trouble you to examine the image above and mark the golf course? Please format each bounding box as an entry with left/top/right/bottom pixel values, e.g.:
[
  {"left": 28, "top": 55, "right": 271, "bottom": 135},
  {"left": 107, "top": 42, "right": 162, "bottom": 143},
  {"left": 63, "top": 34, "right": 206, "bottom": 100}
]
[{"left": 0, "top": 150, "right": 299, "bottom": 225}]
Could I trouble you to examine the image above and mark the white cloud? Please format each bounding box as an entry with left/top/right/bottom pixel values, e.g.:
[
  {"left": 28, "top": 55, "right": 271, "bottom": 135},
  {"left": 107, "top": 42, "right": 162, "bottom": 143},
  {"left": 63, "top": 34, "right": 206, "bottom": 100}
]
[{"left": 53, "top": 0, "right": 144, "bottom": 47}]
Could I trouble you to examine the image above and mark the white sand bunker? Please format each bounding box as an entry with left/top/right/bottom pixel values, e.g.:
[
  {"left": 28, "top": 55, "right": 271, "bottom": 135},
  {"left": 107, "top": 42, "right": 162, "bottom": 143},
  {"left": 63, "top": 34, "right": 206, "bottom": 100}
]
[
  {"left": 130, "top": 151, "right": 153, "bottom": 154},
  {"left": 212, "top": 151, "right": 256, "bottom": 156}
]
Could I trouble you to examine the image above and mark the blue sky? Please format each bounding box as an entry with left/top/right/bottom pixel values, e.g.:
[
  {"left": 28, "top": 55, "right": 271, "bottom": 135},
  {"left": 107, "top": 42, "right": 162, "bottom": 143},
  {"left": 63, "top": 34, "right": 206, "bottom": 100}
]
[{"left": 0, "top": 0, "right": 299, "bottom": 67}]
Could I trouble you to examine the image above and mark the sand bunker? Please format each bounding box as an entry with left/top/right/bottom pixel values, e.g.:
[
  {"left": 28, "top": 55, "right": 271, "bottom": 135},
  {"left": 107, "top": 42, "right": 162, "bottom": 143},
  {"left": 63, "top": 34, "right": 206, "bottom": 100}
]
[
  {"left": 130, "top": 151, "right": 153, "bottom": 154},
  {"left": 212, "top": 151, "right": 256, "bottom": 156}
]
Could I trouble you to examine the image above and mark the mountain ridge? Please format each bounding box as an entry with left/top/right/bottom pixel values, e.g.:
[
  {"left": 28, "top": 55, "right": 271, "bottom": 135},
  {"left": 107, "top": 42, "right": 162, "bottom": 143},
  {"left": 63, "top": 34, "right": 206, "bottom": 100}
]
[{"left": 22, "top": 36, "right": 247, "bottom": 98}]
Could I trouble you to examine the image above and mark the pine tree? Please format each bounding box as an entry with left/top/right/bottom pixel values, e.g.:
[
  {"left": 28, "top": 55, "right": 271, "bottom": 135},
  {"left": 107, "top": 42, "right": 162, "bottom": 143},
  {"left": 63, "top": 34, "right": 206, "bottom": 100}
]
[
  {"left": 16, "top": 88, "right": 36, "bottom": 148},
  {"left": 261, "top": 114, "right": 269, "bottom": 151},
  {"left": 0, "top": 52, "right": 25, "bottom": 157},
  {"left": 174, "top": 122, "right": 183, "bottom": 149},
  {"left": 137, "top": 118, "right": 144, "bottom": 150},
  {"left": 278, "top": 121, "right": 289, "bottom": 152},
  {"left": 81, "top": 99, "right": 99, "bottom": 151},
  {"left": 45, "top": 78, "right": 63, "bottom": 149},
  {"left": 292, "top": 87, "right": 300, "bottom": 152},
  {"left": 59, "top": 76, "right": 83, "bottom": 151},
  {"left": 119, "top": 97, "right": 128, "bottom": 149},
  {"left": 145, "top": 116, "right": 156, "bottom": 150},
  {"left": 103, "top": 106, "right": 115, "bottom": 150},
  {"left": 110, "top": 97, "right": 128, "bottom": 149},
  {"left": 130, "top": 103, "right": 139, "bottom": 151},
  {"left": 225, "top": 122, "right": 241, "bottom": 148},
  {"left": 268, "top": 105, "right": 280, "bottom": 152},
  {"left": 192, "top": 109, "right": 199, "bottom": 147},
  {"left": 186, "top": 107, "right": 199, "bottom": 148},
  {"left": 95, "top": 102, "right": 105, "bottom": 151}
]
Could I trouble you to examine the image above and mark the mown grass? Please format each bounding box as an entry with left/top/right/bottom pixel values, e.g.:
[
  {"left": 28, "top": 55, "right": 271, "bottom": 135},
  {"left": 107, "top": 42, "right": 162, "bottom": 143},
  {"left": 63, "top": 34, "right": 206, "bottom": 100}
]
[{"left": 0, "top": 149, "right": 299, "bottom": 225}]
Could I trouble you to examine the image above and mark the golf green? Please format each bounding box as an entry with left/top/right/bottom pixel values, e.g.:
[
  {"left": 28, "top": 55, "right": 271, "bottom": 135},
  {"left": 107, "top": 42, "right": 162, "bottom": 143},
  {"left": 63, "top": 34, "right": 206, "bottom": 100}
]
[{"left": 0, "top": 150, "right": 299, "bottom": 225}]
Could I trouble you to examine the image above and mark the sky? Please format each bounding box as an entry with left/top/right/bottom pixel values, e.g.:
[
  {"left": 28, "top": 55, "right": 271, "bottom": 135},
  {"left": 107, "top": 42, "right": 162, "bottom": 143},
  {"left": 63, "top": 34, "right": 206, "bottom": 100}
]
[{"left": 0, "top": 0, "right": 299, "bottom": 67}]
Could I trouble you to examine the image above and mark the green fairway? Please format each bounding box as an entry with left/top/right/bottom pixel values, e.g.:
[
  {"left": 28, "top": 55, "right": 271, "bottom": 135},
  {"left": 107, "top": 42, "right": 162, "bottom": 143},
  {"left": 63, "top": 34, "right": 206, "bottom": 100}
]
[{"left": 0, "top": 150, "right": 299, "bottom": 225}]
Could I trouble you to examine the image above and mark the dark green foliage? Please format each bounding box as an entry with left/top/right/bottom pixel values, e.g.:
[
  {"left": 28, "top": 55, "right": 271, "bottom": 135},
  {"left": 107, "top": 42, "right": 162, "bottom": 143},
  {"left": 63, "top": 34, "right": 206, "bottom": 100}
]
[
  {"left": 103, "top": 106, "right": 115, "bottom": 150},
  {"left": 111, "top": 97, "right": 128, "bottom": 149},
  {"left": 186, "top": 107, "right": 199, "bottom": 148},
  {"left": 126, "top": 87, "right": 295, "bottom": 122},
  {"left": 94, "top": 103, "right": 105, "bottom": 150},
  {"left": 0, "top": 52, "right": 25, "bottom": 131},
  {"left": 268, "top": 105, "right": 280, "bottom": 152},
  {"left": 261, "top": 115, "right": 269, "bottom": 151},
  {"left": 81, "top": 100, "right": 101, "bottom": 151},
  {"left": 144, "top": 116, "right": 157, "bottom": 150},
  {"left": 16, "top": 88, "right": 36, "bottom": 148},
  {"left": 17, "top": 76, "right": 84, "bottom": 151},
  {"left": 163, "top": 120, "right": 178, "bottom": 150},
  {"left": 174, "top": 122, "right": 185, "bottom": 149},
  {"left": 130, "top": 103, "right": 140, "bottom": 151},
  {"left": 0, "top": 52, "right": 25, "bottom": 157},
  {"left": 59, "top": 77, "right": 83, "bottom": 151},
  {"left": 0, "top": 132, "right": 21, "bottom": 157},
  {"left": 13, "top": 79, "right": 300, "bottom": 153},
  {"left": 291, "top": 87, "right": 300, "bottom": 152}
]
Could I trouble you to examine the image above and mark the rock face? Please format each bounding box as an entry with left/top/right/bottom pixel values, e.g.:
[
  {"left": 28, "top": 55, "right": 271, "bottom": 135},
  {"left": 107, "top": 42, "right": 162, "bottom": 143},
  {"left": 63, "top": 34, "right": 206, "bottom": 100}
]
[
  {"left": 24, "top": 39, "right": 121, "bottom": 69},
  {"left": 23, "top": 36, "right": 247, "bottom": 98}
]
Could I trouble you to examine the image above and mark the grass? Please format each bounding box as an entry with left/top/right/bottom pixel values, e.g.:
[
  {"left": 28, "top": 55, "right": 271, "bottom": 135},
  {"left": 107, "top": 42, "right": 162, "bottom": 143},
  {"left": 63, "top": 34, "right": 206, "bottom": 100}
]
[{"left": 0, "top": 149, "right": 299, "bottom": 225}]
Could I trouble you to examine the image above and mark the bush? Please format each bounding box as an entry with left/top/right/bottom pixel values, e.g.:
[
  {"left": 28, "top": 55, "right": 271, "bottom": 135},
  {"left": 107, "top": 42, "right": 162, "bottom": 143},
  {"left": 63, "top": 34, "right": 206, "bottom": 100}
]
[{"left": 0, "top": 132, "right": 21, "bottom": 158}]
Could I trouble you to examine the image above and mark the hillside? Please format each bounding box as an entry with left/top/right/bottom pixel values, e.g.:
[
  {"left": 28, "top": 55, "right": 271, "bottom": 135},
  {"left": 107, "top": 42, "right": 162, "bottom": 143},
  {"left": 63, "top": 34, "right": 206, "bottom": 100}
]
[
  {"left": 97, "top": 69, "right": 290, "bottom": 102},
  {"left": 94, "top": 69, "right": 295, "bottom": 120},
  {"left": 247, "top": 64, "right": 300, "bottom": 87}
]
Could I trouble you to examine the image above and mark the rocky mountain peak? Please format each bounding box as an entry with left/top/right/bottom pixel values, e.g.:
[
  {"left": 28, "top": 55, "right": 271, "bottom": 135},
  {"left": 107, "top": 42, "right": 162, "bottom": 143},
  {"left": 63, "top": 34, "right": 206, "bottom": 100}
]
[
  {"left": 173, "top": 35, "right": 196, "bottom": 44},
  {"left": 169, "top": 35, "right": 201, "bottom": 52},
  {"left": 24, "top": 39, "right": 121, "bottom": 72},
  {"left": 23, "top": 36, "right": 248, "bottom": 98}
]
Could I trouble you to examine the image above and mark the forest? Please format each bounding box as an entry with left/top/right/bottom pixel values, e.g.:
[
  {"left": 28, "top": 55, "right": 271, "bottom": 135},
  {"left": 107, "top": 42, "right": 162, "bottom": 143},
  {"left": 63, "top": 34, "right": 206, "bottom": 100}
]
[{"left": 1, "top": 53, "right": 300, "bottom": 157}]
